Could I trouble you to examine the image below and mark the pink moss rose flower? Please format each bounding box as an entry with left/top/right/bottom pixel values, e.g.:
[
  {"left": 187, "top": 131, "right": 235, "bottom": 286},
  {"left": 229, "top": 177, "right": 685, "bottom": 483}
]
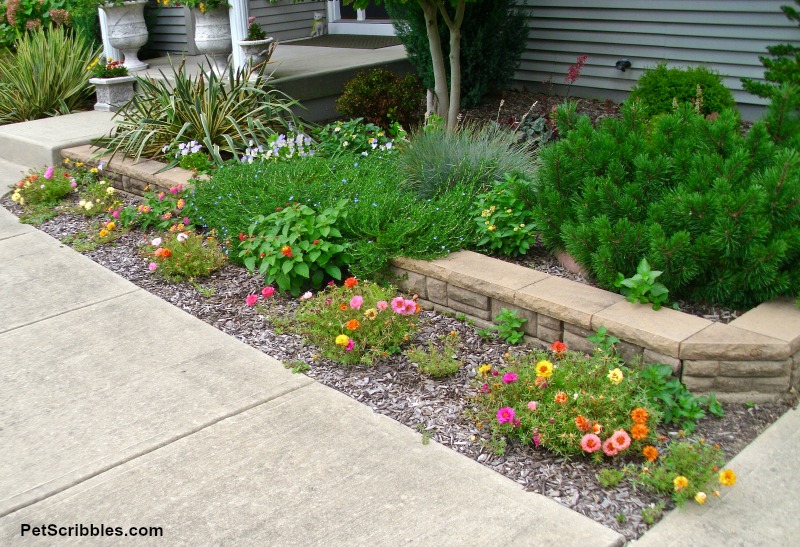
[
  {"left": 261, "top": 286, "right": 275, "bottom": 298},
  {"left": 580, "top": 433, "right": 602, "bottom": 453},
  {"left": 496, "top": 407, "right": 515, "bottom": 424},
  {"left": 44, "top": 166, "right": 54, "bottom": 179},
  {"left": 345, "top": 339, "right": 355, "bottom": 351},
  {"left": 147, "top": 262, "right": 158, "bottom": 271},
  {"left": 390, "top": 296, "right": 405, "bottom": 314},
  {"left": 527, "top": 401, "right": 538, "bottom": 411},
  {"left": 376, "top": 300, "right": 388, "bottom": 311},
  {"left": 610, "top": 429, "right": 632, "bottom": 452},
  {"left": 502, "top": 372, "right": 518, "bottom": 384},
  {"left": 402, "top": 299, "right": 417, "bottom": 315},
  {"left": 350, "top": 295, "right": 364, "bottom": 310},
  {"left": 245, "top": 294, "right": 259, "bottom": 306},
  {"left": 602, "top": 437, "right": 619, "bottom": 457}
]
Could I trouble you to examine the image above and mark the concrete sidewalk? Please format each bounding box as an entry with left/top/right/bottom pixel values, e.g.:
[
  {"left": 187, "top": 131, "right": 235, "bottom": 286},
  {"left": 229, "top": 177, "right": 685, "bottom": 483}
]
[{"left": 0, "top": 203, "right": 624, "bottom": 545}]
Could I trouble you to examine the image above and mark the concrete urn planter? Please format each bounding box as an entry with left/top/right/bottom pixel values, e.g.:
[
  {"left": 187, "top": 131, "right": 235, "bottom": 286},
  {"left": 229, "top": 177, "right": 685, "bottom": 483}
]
[
  {"left": 193, "top": 7, "right": 232, "bottom": 74},
  {"left": 100, "top": 1, "right": 149, "bottom": 72},
  {"left": 237, "top": 37, "right": 276, "bottom": 70},
  {"left": 90, "top": 75, "right": 137, "bottom": 112}
]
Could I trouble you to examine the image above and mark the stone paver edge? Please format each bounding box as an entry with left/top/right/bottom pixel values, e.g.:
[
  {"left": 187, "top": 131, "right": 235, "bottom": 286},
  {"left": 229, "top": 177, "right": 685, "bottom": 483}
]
[{"left": 391, "top": 251, "right": 800, "bottom": 402}]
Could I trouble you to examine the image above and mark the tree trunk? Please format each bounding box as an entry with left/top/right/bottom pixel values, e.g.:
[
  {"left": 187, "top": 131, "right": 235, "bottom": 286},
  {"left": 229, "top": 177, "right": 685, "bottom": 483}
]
[
  {"left": 438, "top": 0, "right": 466, "bottom": 131},
  {"left": 419, "top": 0, "right": 449, "bottom": 125}
]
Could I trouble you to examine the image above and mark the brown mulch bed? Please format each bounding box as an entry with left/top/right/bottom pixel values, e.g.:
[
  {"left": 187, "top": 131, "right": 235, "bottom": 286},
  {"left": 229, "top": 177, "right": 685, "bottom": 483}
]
[{"left": 2, "top": 190, "right": 794, "bottom": 542}]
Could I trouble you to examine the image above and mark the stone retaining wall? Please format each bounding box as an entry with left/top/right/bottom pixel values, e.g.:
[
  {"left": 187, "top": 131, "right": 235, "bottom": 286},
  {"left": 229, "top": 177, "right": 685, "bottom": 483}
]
[
  {"left": 391, "top": 251, "right": 800, "bottom": 403},
  {"left": 61, "top": 145, "right": 199, "bottom": 196}
]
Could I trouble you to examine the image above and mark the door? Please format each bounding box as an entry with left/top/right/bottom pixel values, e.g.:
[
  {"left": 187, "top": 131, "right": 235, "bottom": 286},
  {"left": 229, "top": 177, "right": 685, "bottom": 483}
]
[{"left": 326, "top": 1, "right": 396, "bottom": 36}]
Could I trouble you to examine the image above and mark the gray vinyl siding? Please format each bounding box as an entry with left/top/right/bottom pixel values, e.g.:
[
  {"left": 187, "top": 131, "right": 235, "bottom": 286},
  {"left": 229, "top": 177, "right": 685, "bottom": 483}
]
[
  {"left": 515, "top": 0, "right": 800, "bottom": 116},
  {"left": 146, "top": 6, "right": 194, "bottom": 55},
  {"left": 146, "top": 1, "right": 324, "bottom": 56},
  {"left": 249, "top": 0, "right": 326, "bottom": 42}
]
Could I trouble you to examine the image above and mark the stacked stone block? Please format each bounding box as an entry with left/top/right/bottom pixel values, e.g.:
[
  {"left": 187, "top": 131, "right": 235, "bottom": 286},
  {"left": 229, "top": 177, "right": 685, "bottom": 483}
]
[{"left": 391, "top": 251, "right": 800, "bottom": 403}]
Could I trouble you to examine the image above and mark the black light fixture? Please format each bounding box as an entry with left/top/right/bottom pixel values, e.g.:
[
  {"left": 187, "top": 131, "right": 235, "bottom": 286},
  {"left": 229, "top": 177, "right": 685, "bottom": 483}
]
[{"left": 615, "top": 59, "right": 632, "bottom": 72}]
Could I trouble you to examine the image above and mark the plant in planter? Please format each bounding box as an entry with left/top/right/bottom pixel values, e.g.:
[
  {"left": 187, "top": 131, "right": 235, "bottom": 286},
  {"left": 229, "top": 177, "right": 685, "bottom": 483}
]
[
  {"left": 238, "top": 15, "right": 276, "bottom": 71},
  {"left": 159, "top": 0, "right": 231, "bottom": 73},
  {"left": 88, "top": 57, "right": 136, "bottom": 112},
  {"left": 98, "top": 0, "right": 149, "bottom": 72}
]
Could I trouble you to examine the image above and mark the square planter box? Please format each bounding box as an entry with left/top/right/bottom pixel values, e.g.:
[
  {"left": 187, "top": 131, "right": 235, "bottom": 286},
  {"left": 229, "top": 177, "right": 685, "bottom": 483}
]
[{"left": 89, "top": 75, "right": 137, "bottom": 112}]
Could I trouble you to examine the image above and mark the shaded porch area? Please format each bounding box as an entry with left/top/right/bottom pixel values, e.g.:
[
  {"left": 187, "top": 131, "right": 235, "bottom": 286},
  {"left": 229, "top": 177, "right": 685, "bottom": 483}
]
[{"left": 138, "top": 41, "right": 411, "bottom": 122}]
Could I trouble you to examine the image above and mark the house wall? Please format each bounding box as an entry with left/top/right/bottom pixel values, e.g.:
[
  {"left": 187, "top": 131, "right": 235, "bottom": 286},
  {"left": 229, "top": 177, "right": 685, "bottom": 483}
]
[
  {"left": 249, "top": 0, "right": 326, "bottom": 41},
  {"left": 146, "top": 6, "right": 196, "bottom": 55},
  {"left": 145, "top": 1, "right": 325, "bottom": 57},
  {"left": 515, "top": 0, "right": 800, "bottom": 119}
]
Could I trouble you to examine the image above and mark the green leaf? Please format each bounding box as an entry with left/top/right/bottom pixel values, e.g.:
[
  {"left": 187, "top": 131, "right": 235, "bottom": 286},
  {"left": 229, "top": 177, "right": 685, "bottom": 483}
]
[
  {"left": 294, "top": 262, "right": 310, "bottom": 278},
  {"left": 244, "top": 256, "right": 256, "bottom": 271},
  {"left": 325, "top": 263, "right": 342, "bottom": 280},
  {"left": 282, "top": 260, "right": 293, "bottom": 274}
]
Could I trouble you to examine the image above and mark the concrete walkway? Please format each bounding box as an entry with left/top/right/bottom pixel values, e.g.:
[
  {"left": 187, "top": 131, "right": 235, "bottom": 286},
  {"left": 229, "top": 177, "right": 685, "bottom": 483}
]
[{"left": 0, "top": 204, "right": 624, "bottom": 545}]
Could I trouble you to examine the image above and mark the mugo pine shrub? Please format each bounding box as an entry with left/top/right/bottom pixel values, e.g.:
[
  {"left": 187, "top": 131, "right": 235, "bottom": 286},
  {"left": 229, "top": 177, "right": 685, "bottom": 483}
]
[
  {"left": 533, "top": 94, "right": 800, "bottom": 309},
  {"left": 627, "top": 63, "right": 735, "bottom": 118}
]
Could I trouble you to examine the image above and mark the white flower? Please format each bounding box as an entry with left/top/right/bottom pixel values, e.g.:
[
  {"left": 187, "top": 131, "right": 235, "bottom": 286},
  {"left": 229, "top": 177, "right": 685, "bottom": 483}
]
[
  {"left": 98, "top": 180, "right": 106, "bottom": 185},
  {"left": 151, "top": 237, "right": 162, "bottom": 246},
  {"left": 176, "top": 233, "right": 188, "bottom": 243},
  {"left": 84, "top": 202, "right": 93, "bottom": 210},
  {"left": 300, "top": 291, "right": 313, "bottom": 300},
  {"left": 106, "top": 187, "right": 116, "bottom": 194}
]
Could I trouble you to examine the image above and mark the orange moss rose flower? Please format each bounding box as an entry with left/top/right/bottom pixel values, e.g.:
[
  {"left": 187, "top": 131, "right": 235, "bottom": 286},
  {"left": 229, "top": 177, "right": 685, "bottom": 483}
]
[
  {"left": 554, "top": 391, "right": 567, "bottom": 404},
  {"left": 631, "top": 407, "right": 649, "bottom": 424},
  {"left": 574, "top": 415, "right": 590, "bottom": 432},
  {"left": 550, "top": 340, "right": 567, "bottom": 355},
  {"left": 631, "top": 423, "right": 649, "bottom": 441},
  {"left": 345, "top": 319, "right": 360, "bottom": 331},
  {"left": 642, "top": 445, "right": 659, "bottom": 462},
  {"left": 344, "top": 277, "right": 358, "bottom": 288}
]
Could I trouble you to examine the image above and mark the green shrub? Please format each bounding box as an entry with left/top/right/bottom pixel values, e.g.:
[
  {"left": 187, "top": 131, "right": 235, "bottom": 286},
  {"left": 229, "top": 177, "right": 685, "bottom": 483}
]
[
  {"left": 742, "top": 0, "right": 800, "bottom": 99},
  {"left": 93, "top": 58, "right": 299, "bottom": 165},
  {"left": 312, "top": 118, "right": 401, "bottom": 159},
  {"left": 386, "top": 0, "right": 528, "bottom": 109},
  {"left": 238, "top": 200, "right": 349, "bottom": 296},
  {"left": 190, "top": 154, "right": 480, "bottom": 280},
  {"left": 633, "top": 441, "right": 730, "bottom": 506},
  {"left": 142, "top": 231, "right": 227, "bottom": 281},
  {"left": 533, "top": 97, "right": 800, "bottom": 309},
  {"left": 398, "top": 120, "right": 536, "bottom": 199},
  {"left": 0, "top": 26, "right": 99, "bottom": 124},
  {"left": 295, "top": 280, "right": 418, "bottom": 365},
  {"left": 9, "top": 166, "right": 73, "bottom": 207},
  {"left": 0, "top": 0, "right": 73, "bottom": 51},
  {"left": 406, "top": 331, "right": 463, "bottom": 377},
  {"left": 627, "top": 62, "right": 736, "bottom": 117},
  {"left": 640, "top": 364, "right": 723, "bottom": 433},
  {"left": 470, "top": 348, "right": 656, "bottom": 458},
  {"left": 335, "top": 68, "right": 423, "bottom": 130},
  {"left": 75, "top": 178, "right": 121, "bottom": 217},
  {"left": 472, "top": 173, "right": 537, "bottom": 256}
]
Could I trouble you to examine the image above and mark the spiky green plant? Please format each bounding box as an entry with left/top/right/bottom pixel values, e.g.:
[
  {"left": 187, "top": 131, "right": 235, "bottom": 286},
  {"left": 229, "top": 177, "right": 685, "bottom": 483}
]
[
  {"left": 0, "top": 26, "right": 99, "bottom": 124},
  {"left": 93, "top": 58, "right": 301, "bottom": 165},
  {"left": 397, "top": 120, "right": 536, "bottom": 199}
]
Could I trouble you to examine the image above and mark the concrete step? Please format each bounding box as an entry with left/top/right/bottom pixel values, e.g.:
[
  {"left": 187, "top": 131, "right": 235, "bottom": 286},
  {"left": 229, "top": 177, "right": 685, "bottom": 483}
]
[
  {"left": 0, "top": 111, "right": 117, "bottom": 169},
  {"left": 0, "top": 158, "right": 29, "bottom": 193}
]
